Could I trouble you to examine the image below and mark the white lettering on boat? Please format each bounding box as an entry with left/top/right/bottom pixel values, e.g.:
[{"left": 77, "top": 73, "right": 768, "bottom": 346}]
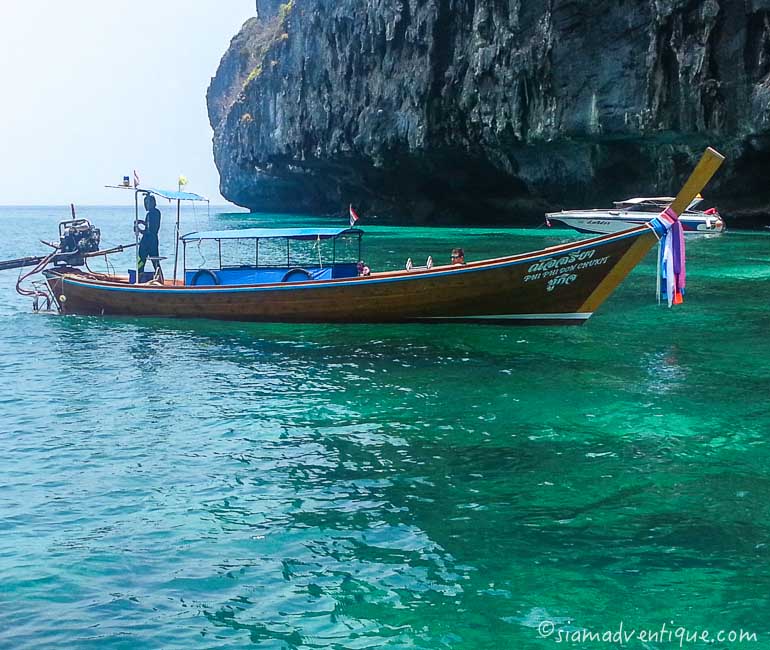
[
  {"left": 546, "top": 274, "right": 578, "bottom": 291},
  {"left": 523, "top": 253, "right": 611, "bottom": 288},
  {"left": 527, "top": 249, "right": 596, "bottom": 274}
]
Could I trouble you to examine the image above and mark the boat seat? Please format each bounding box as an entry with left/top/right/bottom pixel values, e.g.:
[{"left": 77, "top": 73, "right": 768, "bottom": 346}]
[
  {"left": 405, "top": 256, "right": 433, "bottom": 272},
  {"left": 147, "top": 257, "right": 167, "bottom": 283}
]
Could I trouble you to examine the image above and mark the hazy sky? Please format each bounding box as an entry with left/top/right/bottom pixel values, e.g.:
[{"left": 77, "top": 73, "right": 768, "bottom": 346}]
[{"left": 0, "top": 1, "right": 255, "bottom": 205}]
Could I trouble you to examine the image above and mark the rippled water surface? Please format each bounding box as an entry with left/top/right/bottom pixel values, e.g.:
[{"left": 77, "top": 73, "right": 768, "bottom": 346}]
[{"left": 1, "top": 206, "right": 769, "bottom": 649}]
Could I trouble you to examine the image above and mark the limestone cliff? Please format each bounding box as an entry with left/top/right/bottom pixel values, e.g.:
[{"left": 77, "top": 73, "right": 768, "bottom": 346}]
[{"left": 208, "top": 1, "right": 770, "bottom": 224}]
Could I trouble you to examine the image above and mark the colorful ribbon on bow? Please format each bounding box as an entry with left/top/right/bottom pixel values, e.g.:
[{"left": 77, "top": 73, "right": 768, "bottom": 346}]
[{"left": 656, "top": 208, "right": 686, "bottom": 307}]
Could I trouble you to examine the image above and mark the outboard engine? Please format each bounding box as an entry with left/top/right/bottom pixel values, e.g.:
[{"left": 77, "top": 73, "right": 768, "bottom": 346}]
[
  {"left": 0, "top": 210, "right": 107, "bottom": 313},
  {"left": 56, "top": 219, "right": 101, "bottom": 267}
]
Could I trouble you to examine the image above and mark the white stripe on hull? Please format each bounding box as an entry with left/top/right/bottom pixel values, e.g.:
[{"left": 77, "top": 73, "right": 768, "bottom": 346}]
[{"left": 416, "top": 313, "right": 592, "bottom": 321}]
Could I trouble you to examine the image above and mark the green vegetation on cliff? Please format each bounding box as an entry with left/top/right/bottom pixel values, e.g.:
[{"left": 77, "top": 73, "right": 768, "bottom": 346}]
[{"left": 245, "top": 1, "right": 294, "bottom": 85}]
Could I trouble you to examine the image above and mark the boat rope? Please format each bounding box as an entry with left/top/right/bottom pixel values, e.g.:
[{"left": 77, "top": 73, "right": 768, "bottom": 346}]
[
  {"left": 15, "top": 249, "right": 58, "bottom": 303},
  {"left": 81, "top": 244, "right": 135, "bottom": 280},
  {"left": 196, "top": 240, "right": 207, "bottom": 269},
  {"left": 84, "top": 258, "right": 114, "bottom": 282}
]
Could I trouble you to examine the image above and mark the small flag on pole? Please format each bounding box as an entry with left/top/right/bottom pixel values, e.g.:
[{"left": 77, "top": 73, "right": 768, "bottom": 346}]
[
  {"left": 349, "top": 204, "right": 360, "bottom": 227},
  {"left": 133, "top": 169, "right": 140, "bottom": 188}
]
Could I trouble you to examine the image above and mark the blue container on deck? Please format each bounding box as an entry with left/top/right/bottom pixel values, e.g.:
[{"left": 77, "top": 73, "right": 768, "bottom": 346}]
[{"left": 128, "top": 270, "right": 155, "bottom": 284}]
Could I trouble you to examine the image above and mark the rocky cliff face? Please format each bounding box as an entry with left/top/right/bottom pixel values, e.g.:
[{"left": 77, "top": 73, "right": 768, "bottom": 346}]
[{"left": 208, "top": 0, "right": 770, "bottom": 224}]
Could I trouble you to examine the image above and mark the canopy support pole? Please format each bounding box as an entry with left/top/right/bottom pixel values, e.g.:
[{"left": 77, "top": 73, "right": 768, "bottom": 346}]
[
  {"left": 134, "top": 190, "right": 140, "bottom": 283},
  {"left": 173, "top": 198, "right": 181, "bottom": 283}
]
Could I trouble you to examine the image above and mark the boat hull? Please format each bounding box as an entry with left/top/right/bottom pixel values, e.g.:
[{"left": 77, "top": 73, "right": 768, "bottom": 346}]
[
  {"left": 45, "top": 226, "right": 659, "bottom": 325},
  {"left": 547, "top": 211, "right": 724, "bottom": 235}
]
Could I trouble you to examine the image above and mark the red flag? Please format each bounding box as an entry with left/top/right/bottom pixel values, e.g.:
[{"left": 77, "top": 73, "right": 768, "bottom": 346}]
[{"left": 349, "top": 204, "right": 360, "bottom": 227}]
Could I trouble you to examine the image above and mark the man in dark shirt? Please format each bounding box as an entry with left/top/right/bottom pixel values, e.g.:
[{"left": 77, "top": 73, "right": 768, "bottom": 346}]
[{"left": 137, "top": 193, "right": 162, "bottom": 273}]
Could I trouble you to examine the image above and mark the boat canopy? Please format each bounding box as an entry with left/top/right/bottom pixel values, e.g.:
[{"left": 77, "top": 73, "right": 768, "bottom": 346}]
[
  {"left": 106, "top": 184, "right": 209, "bottom": 202},
  {"left": 142, "top": 187, "right": 208, "bottom": 202},
  {"left": 181, "top": 227, "right": 363, "bottom": 242},
  {"left": 617, "top": 196, "right": 676, "bottom": 205},
  {"left": 615, "top": 196, "right": 703, "bottom": 209}
]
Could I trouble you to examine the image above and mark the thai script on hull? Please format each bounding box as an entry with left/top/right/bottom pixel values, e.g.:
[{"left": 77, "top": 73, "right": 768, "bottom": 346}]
[
  {"left": 527, "top": 249, "right": 596, "bottom": 274},
  {"left": 546, "top": 274, "right": 578, "bottom": 292}
]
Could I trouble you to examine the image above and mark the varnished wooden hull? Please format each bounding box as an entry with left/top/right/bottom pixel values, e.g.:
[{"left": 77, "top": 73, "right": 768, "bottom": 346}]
[{"left": 45, "top": 226, "right": 659, "bottom": 325}]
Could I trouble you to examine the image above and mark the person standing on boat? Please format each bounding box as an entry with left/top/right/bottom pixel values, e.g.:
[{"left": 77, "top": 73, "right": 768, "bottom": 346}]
[{"left": 137, "top": 193, "right": 162, "bottom": 274}]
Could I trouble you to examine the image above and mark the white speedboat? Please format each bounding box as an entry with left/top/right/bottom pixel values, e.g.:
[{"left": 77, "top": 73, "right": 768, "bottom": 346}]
[{"left": 546, "top": 196, "right": 725, "bottom": 235}]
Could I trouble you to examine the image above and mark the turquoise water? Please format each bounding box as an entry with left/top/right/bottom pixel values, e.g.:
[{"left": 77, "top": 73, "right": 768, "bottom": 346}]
[{"left": 1, "top": 206, "right": 769, "bottom": 649}]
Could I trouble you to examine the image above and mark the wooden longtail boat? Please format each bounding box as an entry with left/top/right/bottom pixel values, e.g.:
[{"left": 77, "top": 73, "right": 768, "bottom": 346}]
[
  {"left": 44, "top": 226, "right": 659, "bottom": 325},
  {"left": 33, "top": 149, "right": 725, "bottom": 325}
]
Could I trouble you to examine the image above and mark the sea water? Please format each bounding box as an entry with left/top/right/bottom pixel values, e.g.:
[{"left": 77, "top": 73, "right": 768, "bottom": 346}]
[{"left": 1, "top": 206, "right": 769, "bottom": 649}]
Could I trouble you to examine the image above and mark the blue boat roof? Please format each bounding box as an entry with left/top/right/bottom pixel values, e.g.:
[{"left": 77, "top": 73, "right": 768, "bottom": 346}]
[
  {"left": 105, "top": 185, "right": 209, "bottom": 202},
  {"left": 181, "top": 227, "right": 363, "bottom": 242},
  {"left": 144, "top": 187, "right": 208, "bottom": 202}
]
